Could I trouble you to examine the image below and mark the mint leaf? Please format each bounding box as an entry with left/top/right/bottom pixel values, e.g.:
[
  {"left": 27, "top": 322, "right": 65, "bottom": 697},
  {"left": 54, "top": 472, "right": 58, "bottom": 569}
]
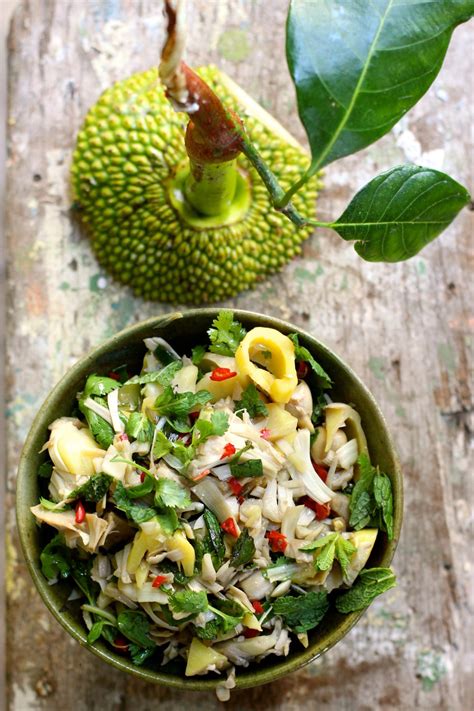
[
  {"left": 117, "top": 610, "right": 155, "bottom": 649},
  {"left": 191, "top": 345, "right": 206, "bottom": 366},
  {"left": 202, "top": 509, "right": 226, "bottom": 568},
  {"left": 112, "top": 482, "right": 156, "bottom": 524},
  {"left": 335, "top": 536, "right": 357, "bottom": 577},
  {"left": 40, "top": 534, "right": 71, "bottom": 580},
  {"left": 230, "top": 528, "right": 256, "bottom": 568},
  {"left": 335, "top": 567, "right": 397, "bottom": 613},
  {"left": 154, "top": 479, "right": 191, "bottom": 510},
  {"left": 229, "top": 458, "right": 263, "bottom": 479},
  {"left": 208, "top": 310, "right": 246, "bottom": 356},
  {"left": 169, "top": 589, "right": 208, "bottom": 615},
  {"left": 126, "top": 412, "right": 154, "bottom": 442},
  {"left": 83, "top": 374, "right": 120, "bottom": 398},
  {"left": 155, "top": 386, "right": 212, "bottom": 419},
  {"left": 235, "top": 383, "right": 268, "bottom": 419},
  {"left": 350, "top": 455, "right": 394, "bottom": 540},
  {"left": 273, "top": 591, "right": 329, "bottom": 633},
  {"left": 79, "top": 403, "right": 115, "bottom": 449},
  {"left": 288, "top": 334, "right": 332, "bottom": 388}
]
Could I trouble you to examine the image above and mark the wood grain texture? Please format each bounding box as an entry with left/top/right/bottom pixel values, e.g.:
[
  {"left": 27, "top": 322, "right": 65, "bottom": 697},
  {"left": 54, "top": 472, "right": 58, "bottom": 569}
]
[{"left": 5, "top": 1, "right": 473, "bottom": 709}]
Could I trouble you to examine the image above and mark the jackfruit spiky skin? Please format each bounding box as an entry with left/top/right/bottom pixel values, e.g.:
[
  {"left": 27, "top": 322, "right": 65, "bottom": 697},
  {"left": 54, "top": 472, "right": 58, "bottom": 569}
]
[{"left": 72, "top": 67, "right": 319, "bottom": 303}]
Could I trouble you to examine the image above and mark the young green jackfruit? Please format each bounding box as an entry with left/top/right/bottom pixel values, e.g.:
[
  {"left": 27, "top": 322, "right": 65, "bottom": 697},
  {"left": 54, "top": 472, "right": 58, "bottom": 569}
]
[{"left": 72, "top": 66, "right": 320, "bottom": 304}]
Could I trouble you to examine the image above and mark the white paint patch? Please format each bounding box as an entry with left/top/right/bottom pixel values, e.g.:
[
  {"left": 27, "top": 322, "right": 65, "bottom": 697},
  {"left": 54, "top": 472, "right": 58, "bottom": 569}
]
[
  {"left": 12, "top": 683, "right": 39, "bottom": 710},
  {"left": 83, "top": 20, "right": 134, "bottom": 89}
]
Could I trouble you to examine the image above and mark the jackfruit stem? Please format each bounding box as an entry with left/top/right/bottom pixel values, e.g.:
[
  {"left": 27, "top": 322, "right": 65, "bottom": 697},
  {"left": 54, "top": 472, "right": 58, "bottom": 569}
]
[{"left": 185, "top": 158, "right": 238, "bottom": 216}]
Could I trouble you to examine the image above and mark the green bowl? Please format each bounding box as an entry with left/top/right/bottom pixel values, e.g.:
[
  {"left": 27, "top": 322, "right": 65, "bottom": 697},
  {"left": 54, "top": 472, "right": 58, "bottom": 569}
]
[{"left": 16, "top": 308, "right": 403, "bottom": 690}]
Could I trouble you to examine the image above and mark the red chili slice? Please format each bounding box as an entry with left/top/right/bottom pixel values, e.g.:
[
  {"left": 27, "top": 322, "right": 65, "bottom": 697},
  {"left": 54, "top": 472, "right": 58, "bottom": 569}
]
[
  {"left": 221, "top": 517, "right": 239, "bottom": 538},
  {"left": 152, "top": 575, "right": 168, "bottom": 588},
  {"left": 266, "top": 530, "right": 288, "bottom": 553},
  {"left": 107, "top": 371, "right": 121, "bottom": 381},
  {"left": 140, "top": 472, "right": 146, "bottom": 483},
  {"left": 227, "top": 477, "right": 243, "bottom": 496},
  {"left": 113, "top": 636, "right": 129, "bottom": 652},
  {"left": 260, "top": 428, "right": 271, "bottom": 440},
  {"left": 300, "top": 495, "right": 331, "bottom": 520},
  {"left": 210, "top": 367, "right": 237, "bottom": 382},
  {"left": 220, "top": 443, "right": 236, "bottom": 459},
  {"left": 189, "top": 411, "right": 200, "bottom": 423},
  {"left": 243, "top": 628, "right": 259, "bottom": 639},
  {"left": 251, "top": 600, "right": 264, "bottom": 615},
  {"left": 75, "top": 501, "right": 85, "bottom": 524},
  {"left": 312, "top": 462, "right": 328, "bottom": 482},
  {"left": 296, "top": 361, "right": 309, "bottom": 379}
]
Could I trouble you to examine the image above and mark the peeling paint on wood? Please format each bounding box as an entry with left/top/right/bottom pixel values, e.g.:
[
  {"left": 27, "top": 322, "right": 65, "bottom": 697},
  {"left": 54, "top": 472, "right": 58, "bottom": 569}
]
[{"left": 5, "top": 1, "right": 473, "bottom": 710}]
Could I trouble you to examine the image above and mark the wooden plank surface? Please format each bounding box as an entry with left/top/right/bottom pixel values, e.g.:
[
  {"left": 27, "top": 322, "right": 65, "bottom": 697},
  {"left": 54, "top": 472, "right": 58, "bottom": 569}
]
[{"left": 5, "top": 1, "right": 473, "bottom": 709}]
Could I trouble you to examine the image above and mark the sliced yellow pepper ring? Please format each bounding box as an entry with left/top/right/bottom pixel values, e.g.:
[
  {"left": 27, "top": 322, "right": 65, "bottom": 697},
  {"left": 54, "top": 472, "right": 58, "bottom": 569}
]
[{"left": 235, "top": 327, "right": 297, "bottom": 404}]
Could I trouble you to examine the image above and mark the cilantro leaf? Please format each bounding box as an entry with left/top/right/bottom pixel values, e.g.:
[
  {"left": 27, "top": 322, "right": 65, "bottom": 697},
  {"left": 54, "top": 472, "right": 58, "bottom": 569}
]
[
  {"left": 169, "top": 589, "right": 208, "bottom": 615},
  {"left": 112, "top": 482, "right": 157, "bottom": 524},
  {"left": 229, "top": 458, "right": 264, "bottom": 479},
  {"left": 155, "top": 386, "right": 212, "bottom": 419},
  {"left": 273, "top": 591, "right": 329, "bottom": 633},
  {"left": 208, "top": 310, "right": 246, "bottom": 356},
  {"left": 288, "top": 334, "right": 332, "bottom": 388},
  {"left": 234, "top": 383, "right": 268, "bottom": 419},
  {"left": 68, "top": 473, "right": 113, "bottom": 502},
  {"left": 335, "top": 567, "right": 397, "bottom": 613},
  {"left": 191, "top": 345, "right": 206, "bottom": 366},
  {"left": 230, "top": 528, "right": 256, "bottom": 568},
  {"left": 125, "top": 361, "right": 183, "bottom": 387},
  {"left": 40, "top": 534, "right": 71, "bottom": 580},
  {"left": 125, "top": 413, "right": 154, "bottom": 442},
  {"left": 349, "top": 455, "right": 394, "bottom": 540},
  {"left": 155, "top": 508, "right": 180, "bottom": 535},
  {"left": 154, "top": 479, "right": 191, "bottom": 510},
  {"left": 38, "top": 460, "right": 53, "bottom": 479},
  {"left": 83, "top": 374, "right": 120, "bottom": 399},
  {"left": 192, "top": 411, "right": 229, "bottom": 447},
  {"left": 79, "top": 405, "right": 115, "bottom": 449},
  {"left": 152, "top": 431, "right": 173, "bottom": 459},
  {"left": 117, "top": 610, "right": 155, "bottom": 649},
  {"left": 196, "top": 602, "right": 244, "bottom": 640}
]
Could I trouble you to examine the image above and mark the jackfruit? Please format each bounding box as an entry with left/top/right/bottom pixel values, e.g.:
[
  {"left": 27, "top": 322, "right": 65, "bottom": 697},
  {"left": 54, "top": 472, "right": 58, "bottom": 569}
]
[{"left": 72, "top": 67, "right": 319, "bottom": 303}]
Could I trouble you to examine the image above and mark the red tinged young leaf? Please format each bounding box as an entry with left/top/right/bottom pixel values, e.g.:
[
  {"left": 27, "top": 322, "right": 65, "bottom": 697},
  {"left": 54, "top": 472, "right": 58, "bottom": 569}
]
[
  {"left": 210, "top": 367, "right": 238, "bottom": 382},
  {"left": 221, "top": 517, "right": 239, "bottom": 538},
  {"left": 152, "top": 575, "right": 168, "bottom": 588},
  {"left": 266, "top": 530, "right": 288, "bottom": 553},
  {"left": 75, "top": 501, "right": 85, "bottom": 524}
]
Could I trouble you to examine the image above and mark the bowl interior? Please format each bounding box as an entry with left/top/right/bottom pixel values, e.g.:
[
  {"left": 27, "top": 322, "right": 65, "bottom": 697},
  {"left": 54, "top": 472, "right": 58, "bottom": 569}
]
[{"left": 16, "top": 308, "right": 402, "bottom": 690}]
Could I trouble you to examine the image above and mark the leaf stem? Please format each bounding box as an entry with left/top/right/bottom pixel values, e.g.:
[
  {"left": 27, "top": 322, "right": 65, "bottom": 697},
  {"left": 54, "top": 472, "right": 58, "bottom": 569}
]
[{"left": 240, "top": 139, "right": 308, "bottom": 227}]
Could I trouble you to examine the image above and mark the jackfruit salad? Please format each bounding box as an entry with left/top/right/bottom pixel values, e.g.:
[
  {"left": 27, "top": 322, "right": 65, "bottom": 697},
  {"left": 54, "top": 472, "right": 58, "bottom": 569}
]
[{"left": 32, "top": 311, "right": 396, "bottom": 696}]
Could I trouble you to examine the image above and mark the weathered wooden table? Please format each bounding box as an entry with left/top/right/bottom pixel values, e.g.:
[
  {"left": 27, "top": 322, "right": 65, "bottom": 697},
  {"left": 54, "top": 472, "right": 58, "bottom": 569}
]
[{"left": 5, "top": 1, "right": 473, "bottom": 709}]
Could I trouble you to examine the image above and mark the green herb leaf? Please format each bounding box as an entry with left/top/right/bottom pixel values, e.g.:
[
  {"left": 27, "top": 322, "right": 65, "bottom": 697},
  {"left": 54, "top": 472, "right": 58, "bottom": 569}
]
[
  {"left": 83, "top": 374, "right": 120, "bottom": 399},
  {"left": 40, "top": 534, "right": 71, "bottom": 580},
  {"left": 208, "top": 310, "right": 246, "bottom": 356},
  {"left": 169, "top": 589, "right": 208, "bottom": 615},
  {"left": 334, "top": 165, "right": 471, "bottom": 262},
  {"left": 68, "top": 473, "right": 113, "bottom": 503},
  {"left": 202, "top": 509, "right": 226, "bottom": 568},
  {"left": 79, "top": 405, "right": 115, "bottom": 449},
  {"left": 191, "top": 345, "right": 206, "bottom": 366},
  {"left": 230, "top": 528, "right": 256, "bottom": 568},
  {"left": 70, "top": 558, "right": 99, "bottom": 605},
  {"left": 112, "top": 482, "right": 157, "bottom": 524},
  {"left": 228, "top": 441, "right": 253, "bottom": 464},
  {"left": 126, "top": 476, "right": 155, "bottom": 499},
  {"left": 286, "top": 0, "right": 474, "bottom": 174},
  {"left": 38, "top": 461, "right": 53, "bottom": 479},
  {"left": 87, "top": 620, "right": 105, "bottom": 644},
  {"left": 39, "top": 497, "right": 68, "bottom": 511},
  {"left": 311, "top": 392, "right": 327, "bottom": 426},
  {"left": 192, "top": 411, "right": 229, "bottom": 447},
  {"left": 288, "top": 334, "right": 331, "bottom": 388},
  {"left": 125, "top": 412, "right": 154, "bottom": 442},
  {"left": 273, "top": 591, "right": 329, "bottom": 633},
  {"left": 349, "top": 455, "right": 395, "bottom": 540},
  {"left": 154, "top": 479, "right": 191, "bottom": 510},
  {"left": 155, "top": 386, "right": 212, "bottom": 419},
  {"left": 117, "top": 610, "right": 155, "bottom": 648},
  {"left": 335, "top": 536, "right": 357, "bottom": 577},
  {"left": 129, "top": 643, "right": 155, "bottom": 665},
  {"left": 125, "top": 361, "right": 183, "bottom": 387},
  {"left": 335, "top": 567, "right": 397, "bottom": 613},
  {"left": 155, "top": 507, "right": 179, "bottom": 535},
  {"left": 152, "top": 431, "right": 173, "bottom": 459},
  {"left": 229, "top": 458, "right": 263, "bottom": 479},
  {"left": 235, "top": 383, "right": 268, "bottom": 419}
]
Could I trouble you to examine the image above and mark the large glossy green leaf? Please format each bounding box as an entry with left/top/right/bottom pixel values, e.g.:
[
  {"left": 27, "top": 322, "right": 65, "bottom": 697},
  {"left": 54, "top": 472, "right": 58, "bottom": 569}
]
[
  {"left": 287, "top": 0, "right": 474, "bottom": 175},
  {"left": 332, "top": 165, "right": 470, "bottom": 261}
]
